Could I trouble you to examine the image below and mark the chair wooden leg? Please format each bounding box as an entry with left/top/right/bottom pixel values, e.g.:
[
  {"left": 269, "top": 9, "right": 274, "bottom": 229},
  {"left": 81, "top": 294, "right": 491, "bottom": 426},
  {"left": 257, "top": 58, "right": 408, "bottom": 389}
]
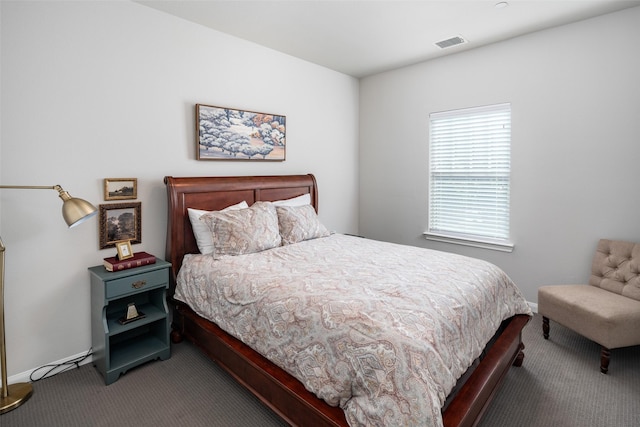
[
  {"left": 542, "top": 316, "right": 550, "bottom": 339},
  {"left": 540, "top": 316, "right": 610, "bottom": 373},
  {"left": 600, "top": 347, "right": 610, "bottom": 374}
]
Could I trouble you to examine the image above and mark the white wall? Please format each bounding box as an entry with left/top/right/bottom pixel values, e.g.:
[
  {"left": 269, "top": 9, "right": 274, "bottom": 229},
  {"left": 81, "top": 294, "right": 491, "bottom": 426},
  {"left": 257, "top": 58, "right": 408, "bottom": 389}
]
[
  {"left": 359, "top": 6, "right": 640, "bottom": 303},
  {"left": 0, "top": 1, "right": 359, "bottom": 379}
]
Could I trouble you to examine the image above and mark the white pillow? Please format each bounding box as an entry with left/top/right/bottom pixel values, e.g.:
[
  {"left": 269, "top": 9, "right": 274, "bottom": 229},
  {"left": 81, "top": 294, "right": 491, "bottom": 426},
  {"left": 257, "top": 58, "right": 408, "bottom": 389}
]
[
  {"left": 188, "top": 201, "right": 248, "bottom": 254},
  {"left": 271, "top": 193, "right": 311, "bottom": 207}
]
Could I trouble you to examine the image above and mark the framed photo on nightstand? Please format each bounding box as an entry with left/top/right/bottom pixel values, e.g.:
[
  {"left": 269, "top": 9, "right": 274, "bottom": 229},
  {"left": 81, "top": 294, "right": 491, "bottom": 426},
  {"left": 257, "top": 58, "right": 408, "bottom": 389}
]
[{"left": 115, "top": 240, "right": 134, "bottom": 260}]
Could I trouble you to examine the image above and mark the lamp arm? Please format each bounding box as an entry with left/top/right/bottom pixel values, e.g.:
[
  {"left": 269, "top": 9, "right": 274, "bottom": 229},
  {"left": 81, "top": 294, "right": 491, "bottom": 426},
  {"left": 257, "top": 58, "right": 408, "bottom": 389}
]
[
  {"left": 1, "top": 184, "right": 82, "bottom": 200},
  {"left": 0, "top": 184, "right": 82, "bottom": 201},
  {"left": 0, "top": 185, "right": 57, "bottom": 190}
]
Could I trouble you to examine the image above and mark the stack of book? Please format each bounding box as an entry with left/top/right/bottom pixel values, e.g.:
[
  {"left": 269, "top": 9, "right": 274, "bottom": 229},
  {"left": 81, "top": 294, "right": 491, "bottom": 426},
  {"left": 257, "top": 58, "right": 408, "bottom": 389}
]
[{"left": 103, "top": 251, "right": 156, "bottom": 272}]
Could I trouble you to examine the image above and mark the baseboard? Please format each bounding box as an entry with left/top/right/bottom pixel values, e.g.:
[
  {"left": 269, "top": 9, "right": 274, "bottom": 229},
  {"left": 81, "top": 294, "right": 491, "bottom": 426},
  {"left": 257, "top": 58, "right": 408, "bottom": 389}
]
[{"left": 8, "top": 350, "right": 93, "bottom": 384}]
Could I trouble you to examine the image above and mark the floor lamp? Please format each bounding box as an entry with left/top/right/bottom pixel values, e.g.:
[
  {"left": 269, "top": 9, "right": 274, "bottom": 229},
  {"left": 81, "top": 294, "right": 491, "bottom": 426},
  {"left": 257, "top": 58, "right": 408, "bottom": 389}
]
[{"left": 0, "top": 185, "right": 97, "bottom": 414}]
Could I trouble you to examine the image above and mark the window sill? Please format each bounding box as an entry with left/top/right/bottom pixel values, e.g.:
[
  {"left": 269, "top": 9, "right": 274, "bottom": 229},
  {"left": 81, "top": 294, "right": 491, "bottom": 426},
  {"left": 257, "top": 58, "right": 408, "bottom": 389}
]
[{"left": 423, "top": 232, "right": 514, "bottom": 253}]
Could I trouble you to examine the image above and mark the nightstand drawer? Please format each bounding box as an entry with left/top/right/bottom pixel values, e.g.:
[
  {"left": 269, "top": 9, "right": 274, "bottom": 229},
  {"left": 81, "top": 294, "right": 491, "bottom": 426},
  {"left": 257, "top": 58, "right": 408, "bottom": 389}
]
[{"left": 106, "top": 269, "right": 168, "bottom": 299}]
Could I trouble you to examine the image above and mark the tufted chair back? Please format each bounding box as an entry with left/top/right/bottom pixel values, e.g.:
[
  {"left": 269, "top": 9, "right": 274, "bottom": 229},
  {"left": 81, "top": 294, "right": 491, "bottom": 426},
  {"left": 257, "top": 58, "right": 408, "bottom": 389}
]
[{"left": 589, "top": 239, "right": 640, "bottom": 301}]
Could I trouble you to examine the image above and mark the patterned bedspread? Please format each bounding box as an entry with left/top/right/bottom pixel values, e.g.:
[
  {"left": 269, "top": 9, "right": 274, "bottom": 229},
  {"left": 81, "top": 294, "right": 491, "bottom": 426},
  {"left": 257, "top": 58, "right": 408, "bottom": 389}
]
[{"left": 174, "top": 234, "right": 531, "bottom": 426}]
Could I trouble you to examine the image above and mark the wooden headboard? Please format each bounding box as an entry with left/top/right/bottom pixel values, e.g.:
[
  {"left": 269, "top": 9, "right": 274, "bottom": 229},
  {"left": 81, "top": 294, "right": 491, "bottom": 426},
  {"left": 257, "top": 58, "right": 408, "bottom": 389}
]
[{"left": 164, "top": 174, "right": 318, "bottom": 291}]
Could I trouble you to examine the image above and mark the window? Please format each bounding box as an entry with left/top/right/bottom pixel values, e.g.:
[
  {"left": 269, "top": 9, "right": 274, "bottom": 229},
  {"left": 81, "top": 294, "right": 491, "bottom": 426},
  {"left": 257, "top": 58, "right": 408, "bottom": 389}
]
[{"left": 425, "top": 103, "right": 513, "bottom": 252}]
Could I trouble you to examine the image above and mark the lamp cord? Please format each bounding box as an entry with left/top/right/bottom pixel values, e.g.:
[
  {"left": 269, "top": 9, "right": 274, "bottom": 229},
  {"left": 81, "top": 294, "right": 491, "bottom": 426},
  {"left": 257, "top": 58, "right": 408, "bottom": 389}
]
[{"left": 29, "top": 347, "right": 93, "bottom": 382}]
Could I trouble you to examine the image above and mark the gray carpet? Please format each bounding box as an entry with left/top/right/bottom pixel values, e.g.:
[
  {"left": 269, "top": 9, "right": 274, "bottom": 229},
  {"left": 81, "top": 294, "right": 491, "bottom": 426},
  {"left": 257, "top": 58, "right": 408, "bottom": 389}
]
[
  {"left": 2, "top": 340, "right": 286, "bottom": 427},
  {"left": 478, "top": 314, "right": 640, "bottom": 427},
  {"left": 2, "top": 314, "right": 638, "bottom": 426}
]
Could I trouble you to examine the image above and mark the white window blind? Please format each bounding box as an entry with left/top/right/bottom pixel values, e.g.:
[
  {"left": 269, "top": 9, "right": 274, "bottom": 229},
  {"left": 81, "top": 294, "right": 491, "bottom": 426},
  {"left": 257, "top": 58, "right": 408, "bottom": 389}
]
[{"left": 427, "top": 103, "right": 512, "bottom": 251}]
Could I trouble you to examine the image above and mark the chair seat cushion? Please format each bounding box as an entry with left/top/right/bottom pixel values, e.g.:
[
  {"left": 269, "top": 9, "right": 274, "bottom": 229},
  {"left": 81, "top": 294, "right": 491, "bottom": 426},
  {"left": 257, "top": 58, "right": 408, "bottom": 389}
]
[{"left": 538, "top": 284, "right": 640, "bottom": 349}]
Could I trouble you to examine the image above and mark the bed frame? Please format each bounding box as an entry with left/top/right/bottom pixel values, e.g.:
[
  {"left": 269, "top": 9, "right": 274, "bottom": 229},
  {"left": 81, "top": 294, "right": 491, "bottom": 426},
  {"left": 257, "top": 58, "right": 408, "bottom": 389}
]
[{"left": 164, "top": 174, "right": 530, "bottom": 427}]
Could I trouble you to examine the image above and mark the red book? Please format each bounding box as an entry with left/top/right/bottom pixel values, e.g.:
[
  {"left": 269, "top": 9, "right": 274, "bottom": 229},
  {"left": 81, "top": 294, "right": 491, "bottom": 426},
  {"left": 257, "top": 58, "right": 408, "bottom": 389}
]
[{"left": 103, "top": 252, "right": 156, "bottom": 272}]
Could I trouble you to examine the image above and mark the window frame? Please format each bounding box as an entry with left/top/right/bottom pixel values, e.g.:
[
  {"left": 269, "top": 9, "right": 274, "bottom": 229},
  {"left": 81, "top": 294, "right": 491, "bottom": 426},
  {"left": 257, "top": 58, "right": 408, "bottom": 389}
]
[{"left": 424, "top": 103, "right": 514, "bottom": 252}]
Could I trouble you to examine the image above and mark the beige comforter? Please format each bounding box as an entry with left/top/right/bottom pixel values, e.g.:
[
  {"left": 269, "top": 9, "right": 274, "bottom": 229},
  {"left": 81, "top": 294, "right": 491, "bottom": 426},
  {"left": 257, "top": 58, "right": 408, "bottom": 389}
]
[{"left": 174, "top": 234, "right": 531, "bottom": 426}]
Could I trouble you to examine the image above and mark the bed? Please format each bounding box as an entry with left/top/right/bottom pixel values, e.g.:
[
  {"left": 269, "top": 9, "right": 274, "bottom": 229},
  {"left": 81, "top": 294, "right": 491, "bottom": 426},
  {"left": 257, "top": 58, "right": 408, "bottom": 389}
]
[{"left": 164, "top": 174, "right": 531, "bottom": 427}]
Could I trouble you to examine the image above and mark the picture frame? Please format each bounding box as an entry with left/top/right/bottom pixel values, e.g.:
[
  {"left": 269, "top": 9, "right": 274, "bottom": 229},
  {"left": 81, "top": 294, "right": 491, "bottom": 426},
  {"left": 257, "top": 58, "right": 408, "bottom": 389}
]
[
  {"left": 196, "top": 103, "right": 286, "bottom": 161},
  {"left": 115, "top": 240, "right": 134, "bottom": 260},
  {"left": 104, "top": 178, "right": 137, "bottom": 201},
  {"left": 99, "top": 202, "right": 142, "bottom": 249}
]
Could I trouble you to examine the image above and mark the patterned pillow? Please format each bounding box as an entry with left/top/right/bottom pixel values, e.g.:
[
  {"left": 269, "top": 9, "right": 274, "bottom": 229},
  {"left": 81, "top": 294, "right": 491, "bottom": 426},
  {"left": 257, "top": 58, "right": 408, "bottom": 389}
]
[
  {"left": 201, "top": 201, "right": 281, "bottom": 259},
  {"left": 188, "top": 201, "right": 249, "bottom": 254},
  {"left": 276, "top": 204, "right": 330, "bottom": 245}
]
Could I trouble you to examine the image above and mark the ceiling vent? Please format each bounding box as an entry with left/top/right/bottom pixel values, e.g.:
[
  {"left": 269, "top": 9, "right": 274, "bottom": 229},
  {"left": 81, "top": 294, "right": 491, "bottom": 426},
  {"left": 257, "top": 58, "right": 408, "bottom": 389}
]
[{"left": 435, "top": 36, "right": 467, "bottom": 49}]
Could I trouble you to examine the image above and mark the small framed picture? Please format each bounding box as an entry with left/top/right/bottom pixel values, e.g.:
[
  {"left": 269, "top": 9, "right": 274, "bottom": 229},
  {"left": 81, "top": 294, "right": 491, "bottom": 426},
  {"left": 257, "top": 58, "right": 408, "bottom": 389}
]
[
  {"left": 99, "top": 202, "right": 142, "bottom": 249},
  {"left": 115, "top": 240, "right": 134, "bottom": 260},
  {"left": 104, "top": 178, "right": 137, "bottom": 201}
]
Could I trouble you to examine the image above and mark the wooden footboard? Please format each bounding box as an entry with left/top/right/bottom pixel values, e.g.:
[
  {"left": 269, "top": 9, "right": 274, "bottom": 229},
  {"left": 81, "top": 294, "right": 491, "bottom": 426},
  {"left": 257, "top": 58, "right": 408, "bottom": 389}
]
[
  {"left": 442, "top": 314, "right": 529, "bottom": 427},
  {"left": 172, "top": 300, "right": 529, "bottom": 427}
]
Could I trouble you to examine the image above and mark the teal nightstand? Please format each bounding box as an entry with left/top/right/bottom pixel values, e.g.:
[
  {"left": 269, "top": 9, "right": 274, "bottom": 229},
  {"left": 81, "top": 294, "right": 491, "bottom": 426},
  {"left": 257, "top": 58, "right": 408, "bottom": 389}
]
[{"left": 88, "top": 259, "right": 171, "bottom": 385}]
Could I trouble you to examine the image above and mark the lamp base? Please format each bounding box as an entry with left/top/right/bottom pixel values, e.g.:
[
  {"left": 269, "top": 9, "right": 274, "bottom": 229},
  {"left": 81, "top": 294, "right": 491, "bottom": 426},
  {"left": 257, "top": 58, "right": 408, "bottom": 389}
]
[{"left": 0, "top": 382, "right": 33, "bottom": 415}]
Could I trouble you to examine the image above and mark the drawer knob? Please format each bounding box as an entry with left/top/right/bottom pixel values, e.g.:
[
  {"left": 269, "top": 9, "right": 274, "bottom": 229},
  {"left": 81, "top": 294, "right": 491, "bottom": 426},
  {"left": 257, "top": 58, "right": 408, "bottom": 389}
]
[{"left": 131, "top": 280, "right": 146, "bottom": 289}]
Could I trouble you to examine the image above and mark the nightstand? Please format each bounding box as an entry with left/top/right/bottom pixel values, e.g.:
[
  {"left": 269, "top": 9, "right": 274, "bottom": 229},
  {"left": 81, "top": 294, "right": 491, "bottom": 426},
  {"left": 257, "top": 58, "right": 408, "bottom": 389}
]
[{"left": 88, "top": 259, "right": 171, "bottom": 385}]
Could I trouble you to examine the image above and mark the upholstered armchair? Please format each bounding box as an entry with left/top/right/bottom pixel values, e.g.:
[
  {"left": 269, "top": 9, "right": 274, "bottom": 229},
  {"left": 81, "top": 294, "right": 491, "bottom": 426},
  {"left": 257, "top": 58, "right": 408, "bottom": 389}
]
[{"left": 538, "top": 239, "right": 640, "bottom": 373}]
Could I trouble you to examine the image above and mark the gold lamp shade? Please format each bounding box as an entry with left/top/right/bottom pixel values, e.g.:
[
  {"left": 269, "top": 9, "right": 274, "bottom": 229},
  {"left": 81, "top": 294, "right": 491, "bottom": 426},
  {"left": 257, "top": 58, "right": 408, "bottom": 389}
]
[{"left": 56, "top": 186, "right": 98, "bottom": 227}]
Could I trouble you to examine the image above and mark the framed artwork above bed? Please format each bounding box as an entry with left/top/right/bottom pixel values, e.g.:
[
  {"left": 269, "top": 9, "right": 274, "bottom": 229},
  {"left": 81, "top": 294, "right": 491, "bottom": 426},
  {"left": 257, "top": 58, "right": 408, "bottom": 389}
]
[{"left": 196, "top": 104, "right": 286, "bottom": 161}]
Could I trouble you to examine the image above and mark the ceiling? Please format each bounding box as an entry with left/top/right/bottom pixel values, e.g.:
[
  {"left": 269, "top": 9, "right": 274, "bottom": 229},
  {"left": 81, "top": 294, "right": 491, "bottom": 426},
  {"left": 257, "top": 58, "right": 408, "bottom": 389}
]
[{"left": 136, "top": 0, "right": 640, "bottom": 78}]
